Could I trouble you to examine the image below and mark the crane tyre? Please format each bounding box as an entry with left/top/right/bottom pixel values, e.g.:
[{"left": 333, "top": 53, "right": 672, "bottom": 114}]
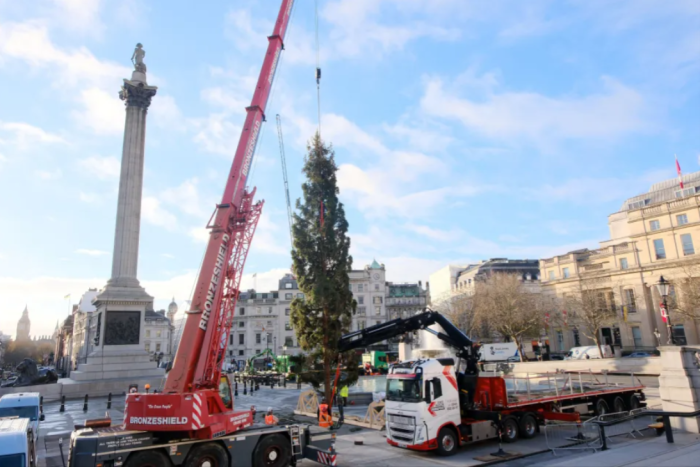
[
  {"left": 518, "top": 413, "right": 538, "bottom": 439},
  {"left": 502, "top": 416, "right": 519, "bottom": 443},
  {"left": 613, "top": 396, "right": 627, "bottom": 413},
  {"left": 436, "top": 426, "right": 459, "bottom": 456},
  {"left": 253, "top": 434, "right": 291, "bottom": 467},
  {"left": 184, "top": 442, "right": 228, "bottom": 467},
  {"left": 594, "top": 398, "right": 610, "bottom": 416},
  {"left": 125, "top": 450, "right": 170, "bottom": 467},
  {"left": 629, "top": 394, "right": 641, "bottom": 410}
]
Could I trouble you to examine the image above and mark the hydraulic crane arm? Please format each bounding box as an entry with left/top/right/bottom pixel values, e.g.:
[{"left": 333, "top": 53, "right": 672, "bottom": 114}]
[{"left": 338, "top": 310, "right": 480, "bottom": 366}]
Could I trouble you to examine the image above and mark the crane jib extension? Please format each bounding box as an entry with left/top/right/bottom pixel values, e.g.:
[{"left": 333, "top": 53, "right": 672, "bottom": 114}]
[{"left": 122, "top": 0, "right": 295, "bottom": 438}]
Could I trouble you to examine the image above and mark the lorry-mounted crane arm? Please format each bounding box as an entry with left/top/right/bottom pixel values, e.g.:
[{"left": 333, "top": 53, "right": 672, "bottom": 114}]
[{"left": 337, "top": 309, "right": 481, "bottom": 374}]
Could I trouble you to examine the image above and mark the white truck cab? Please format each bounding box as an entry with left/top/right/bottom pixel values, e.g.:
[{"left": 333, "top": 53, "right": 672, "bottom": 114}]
[
  {"left": 0, "top": 417, "right": 37, "bottom": 467},
  {"left": 0, "top": 393, "right": 43, "bottom": 437},
  {"left": 385, "top": 358, "right": 464, "bottom": 453}
]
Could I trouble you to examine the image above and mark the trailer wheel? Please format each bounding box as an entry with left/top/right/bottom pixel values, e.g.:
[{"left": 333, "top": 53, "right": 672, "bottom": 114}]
[
  {"left": 125, "top": 450, "right": 170, "bottom": 467},
  {"left": 629, "top": 394, "right": 641, "bottom": 410},
  {"left": 502, "top": 417, "right": 519, "bottom": 443},
  {"left": 253, "top": 434, "right": 291, "bottom": 467},
  {"left": 518, "top": 414, "right": 538, "bottom": 439},
  {"left": 184, "top": 443, "right": 228, "bottom": 467},
  {"left": 436, "top": 426, "right": 458, "bottom": 456},
  {"left": 594, "top": 398, "right": 610, "bottom": 416},
  {"left": 613, "top": 396, "right": 626, "bottom": 413}
]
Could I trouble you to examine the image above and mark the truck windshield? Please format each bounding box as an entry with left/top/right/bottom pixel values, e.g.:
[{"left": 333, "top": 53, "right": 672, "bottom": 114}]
[
  {"left": 0, "top": 453, "right": 26, "bottom": 467},
  {"left": 0, "top": 406, "right": 38, "bottom": 421},
  {"left": 386, "top": 378, "right": 421, "bottom": 402}
]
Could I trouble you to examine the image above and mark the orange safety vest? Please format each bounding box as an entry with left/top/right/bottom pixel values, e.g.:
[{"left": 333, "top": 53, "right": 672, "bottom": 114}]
[
  {"left": 265, "top": 414, "right": 278, "bottom": 425},
  {"left": 318, "top": 404, "right": 332, "bottom": 428}
]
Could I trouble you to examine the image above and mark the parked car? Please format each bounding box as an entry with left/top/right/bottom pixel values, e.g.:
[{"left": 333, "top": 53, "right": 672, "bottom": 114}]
[
  {"left": 549, "top": 354, "right": 565, "bottom": 361},
  {"left": 623, "top": 351, "right": 654, "bottom": 358},
  {"left": 565, "top": 345, "right": 613, "bottom": 360}
]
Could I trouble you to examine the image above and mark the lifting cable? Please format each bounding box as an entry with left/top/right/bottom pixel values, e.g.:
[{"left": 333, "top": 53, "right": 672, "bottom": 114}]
[{"left": 315, "top": 0, "right": 322, "bottom": 137}]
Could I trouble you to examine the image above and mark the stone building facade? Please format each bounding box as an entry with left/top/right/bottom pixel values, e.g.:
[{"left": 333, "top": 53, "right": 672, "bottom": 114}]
[{"left": 540, "top": 172, "right": 700, "bottom": 352}]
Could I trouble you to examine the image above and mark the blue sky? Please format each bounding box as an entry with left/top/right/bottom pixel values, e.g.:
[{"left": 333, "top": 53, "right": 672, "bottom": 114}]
[{"left": 0, "top": 0, "right": 698, "bottom": 338}]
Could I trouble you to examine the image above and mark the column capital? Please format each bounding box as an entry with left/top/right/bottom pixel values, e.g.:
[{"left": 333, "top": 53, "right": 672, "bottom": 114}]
[{"left": 119, "top": 79, "right": 158, "bottom": 109}]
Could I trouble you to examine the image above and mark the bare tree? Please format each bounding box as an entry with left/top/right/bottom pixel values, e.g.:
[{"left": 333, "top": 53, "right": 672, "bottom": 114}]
[
  {"left": 434, "top": 290, "right": 483, "bottom": 339},
  {"left": 474, "top": 273, "right": 543, "bottom": 361},
  {"left": 666, "top": 263, "right": 700, "bottom": 322},
  {"left": 560, "top": 277, "right": 618, "bottom": 358}
]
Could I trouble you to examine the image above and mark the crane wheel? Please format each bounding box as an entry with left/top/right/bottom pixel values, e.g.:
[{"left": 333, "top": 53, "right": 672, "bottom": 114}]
[
  {"left": 629, "top": 394, "right": 641, "bottom": 411},
  {"left": 518, "top": 413, "right": 538, "bottom": 439},
  {"left": 184, "top": 442, "right": 228, "bottom": 467},
  {"left": 124, "top": 450, "right": 169, "bottom": 467},
  {"left": 436, "top": 426, "right": 458, "bottom": 456},
  {"left": 253, "top": 434, "right": 291, "bottom": 467},
  {"left": 501, "top": 416, "right": 519, "bottom": 443}
]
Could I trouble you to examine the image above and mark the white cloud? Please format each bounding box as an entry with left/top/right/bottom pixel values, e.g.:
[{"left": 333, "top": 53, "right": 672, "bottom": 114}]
[
  {"left": 239, "top": 268, "right": 291, "bottom": 293},
  {"left": 188, "top": 226, "right": 209, "bottom": 244},
  {"left": 161, "top": 253, "right": 175, "bottom": 259},
  {"left": 421, "top": 75, "right": 650, "bottom": 148},
  {"left": 160, "top": 178, "right": 210, "bottom": 219},
  {"left": 73, "top": 88, "right": 124, "bottom": 135},
  {"left": 36, "top": 168, "right": 62, "bottom": 180},
  {"left": 150, "top": 95, "right": 186, "bottom": 131},
  {"left": 142, "top": 196, "right": 178, "bottom": 230},
  {"left": 50, "top": 0, "right": 103, "bottom": 36},
  {"left": 79, "top": 192, "right": 101, "bottom": 203},
  {"left": 78, "top": 155, "right": 120, "bottom": 179},
  {"left": 0, "top": 121, "right": 65, "bottom": 149},
  {"left": 75, "top": 248, "right": 108, "bottom": 256},
  {"left": 191, "top": 113, "right": 242, "bottom": 157}
]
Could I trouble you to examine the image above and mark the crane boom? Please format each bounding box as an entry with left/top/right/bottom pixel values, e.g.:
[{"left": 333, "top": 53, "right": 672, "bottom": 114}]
[
  {"left": 276, "top": 114, "right": 294, "bottom": 243},
  {"left": 338, "top": 310, "right": 481, "bottom": 373},
  {"left": 123, "top": 0, "right": 296, "bottom": 438}
]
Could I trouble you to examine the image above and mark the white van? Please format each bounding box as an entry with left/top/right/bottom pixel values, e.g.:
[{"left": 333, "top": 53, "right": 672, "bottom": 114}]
[
  {"left": 565, "top": 345, "right": 613, "bottom": 360},
  {"left": 0, "top": 417, "right": 37, "bottom": 467},
  {"left": 480, "top": 343, "right": 520, "bottom": 362},
  {"left": 0, "top": 393, "right": 43, "bottom": 437}
]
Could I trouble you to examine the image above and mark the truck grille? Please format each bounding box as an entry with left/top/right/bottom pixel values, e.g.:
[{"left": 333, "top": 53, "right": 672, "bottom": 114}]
[{"left": 387, "top": 413, "right": 415, "bottom": 444}]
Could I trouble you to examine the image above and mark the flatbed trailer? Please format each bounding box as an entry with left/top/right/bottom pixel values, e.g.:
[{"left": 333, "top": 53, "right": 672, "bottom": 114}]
[{"left": 68, "top": 421, "right": 337, "bottom": 467}]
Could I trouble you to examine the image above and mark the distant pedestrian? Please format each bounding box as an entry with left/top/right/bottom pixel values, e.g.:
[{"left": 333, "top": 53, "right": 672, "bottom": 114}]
[{"left": 340, "top": 385, "right": 349, "bottom": 407}]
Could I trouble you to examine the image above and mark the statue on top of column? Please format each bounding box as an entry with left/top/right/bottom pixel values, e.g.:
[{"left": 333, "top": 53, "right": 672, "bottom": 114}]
[{"left": 131, "top": 43, "right": 147, "bottom": 73}]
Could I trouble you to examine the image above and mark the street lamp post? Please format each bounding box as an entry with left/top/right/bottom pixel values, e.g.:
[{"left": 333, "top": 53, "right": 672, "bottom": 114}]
[{"left": 655, "top": 276, "right": 677, "bottom": 345}]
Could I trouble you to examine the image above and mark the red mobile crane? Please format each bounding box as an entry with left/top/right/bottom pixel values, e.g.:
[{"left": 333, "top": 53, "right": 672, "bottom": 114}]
[{"left": 123, "top": 0, "right": 288, "bottom": 438}]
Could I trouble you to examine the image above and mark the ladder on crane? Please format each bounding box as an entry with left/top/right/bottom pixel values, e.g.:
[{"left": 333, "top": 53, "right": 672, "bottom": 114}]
[{"left": 276, "top": 114, "right": 294, "bottom": 244}]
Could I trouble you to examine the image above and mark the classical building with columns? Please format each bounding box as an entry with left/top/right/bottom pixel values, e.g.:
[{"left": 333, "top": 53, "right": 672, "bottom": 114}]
[{"left": 540, "top": 171, "right": 700, "bottom": 352}]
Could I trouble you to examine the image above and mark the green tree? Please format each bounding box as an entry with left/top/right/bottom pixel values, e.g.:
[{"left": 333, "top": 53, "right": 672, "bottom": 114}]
[{"left": 290, "top": 133, "right": 356, "bottom": 405}]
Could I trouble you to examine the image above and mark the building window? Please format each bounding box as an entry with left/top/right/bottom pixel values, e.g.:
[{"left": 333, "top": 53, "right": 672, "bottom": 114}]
[
  {"left": 620, "top": 258, "right": 628, "bottom": 269},
  {"left": 562, "top": 268, "right": 570, "bottom": 278},
  {"left": 375, "top": 306, "right": 381, "bottom": 315},
  {"left": 357, "top": 306, "right": 366, "bottom": 315},
  {"left": 285, "top": 308, "right": 290, "bottom": 316},
  {"left": 256, "top": 307, "right": 261, "bottom": 314},
  {"left": 649, "top": 220, "right": 660, "bottom": 231},
  {"left": 556, "top": 331, "right": 563, "bottom": 351},
  {"left": 285, "top": 293, "right": 293, "bottom": 300},
  {"left": 674, "top": 187, "right": 696, "bottom": 198},
  {"left": 631, "top": 327, "right": 642, "bottom": 348},
  {"left": 229, "top": 335, "right": 233, "bottom": 346},
  {"left": 238, "top": 350, "right": 244, "bottom": 356},
  {"left": 239, "top": 334, "right": 244, "bottom": 345},
  {"left": 548, "top": 271, "right": 555, "bottom": 281},
  {"left": 145, "top": 343, "right": 150, "bottom": 352},
  {"left": 239, "top": 321, "right": 245, "bottom": 328},
  {"left": 681, "top": 233, "right": 695, "bottom": 255},
  {"left": 373, "top": 296, "right": 383, "bottom": 304},
  {"left": 297, "top": 293, "right": 304, "bottom": 299},
  {"left": 349, "top": 284, "right": 353, "bottom": 291},
  {"left": 358, "top": 296, "right": 364, "bottom": 305},
  {"left": 653, "top": 239, "right": 666, "bottom": 259},
  {"left": 677, "top": 214, "right": 689, "bottom": 226},
  {"left": 155, "top": 343, "right": 161, "bottom": 352},
  {"left": 285, "top": 322, "right": 292, "bottom": 331},
  {"left": 374, "top": 284, "right": 379, "bottom": 291},
  {"left": 268, "top": 307, "right": 273, "bottom": 313},
  {"left": 266, "top": 321, "right": 272, "bottom": 327},
  {"left": 267, "top": 333, "right": 272, "bottom": 345},
  {"left": 375, "top": 320, "right": 381, "bottom": 325},
  {"left": 673, "top": 325, "right": 687, "bottom": 345},
  {"left": 358, "top": 321, "right": 366, "bottom": 330},
  {"left": 284, "top": 336, "right": 294, "bottom": 347},
  {"left": 624, "top": 289, "right": 637, "bottom": 313},
  {"left": 358, "top": 284, "right": 364, "bottom": 292},
  {"left": 285, "top": 283, "right": 292, "bottom": 289},
  {"left": 255, "top": 334, "right": 261, "bottom": 344},
  {"left": 156, "top": 330, "right": 162, "bottom": 338},
  {"left": 240, "top": 308, "right": 245, "bottom": 315},
  {"left": 145, "top": 330, "right": 151, "bottom": 338}
]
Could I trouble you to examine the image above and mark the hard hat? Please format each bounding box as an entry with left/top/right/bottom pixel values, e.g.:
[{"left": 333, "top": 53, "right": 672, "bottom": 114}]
[{"left": 267, "top": 407, "right": 273, "bottom": 413}]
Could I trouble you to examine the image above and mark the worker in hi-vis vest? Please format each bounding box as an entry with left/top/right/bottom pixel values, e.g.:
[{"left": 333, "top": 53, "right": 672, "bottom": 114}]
[
  {"left": 339, "top": 385, "right": 349, "bottom": 407},
  {"left": 264, "top": 407, "right": 278, "bottom": 425}
]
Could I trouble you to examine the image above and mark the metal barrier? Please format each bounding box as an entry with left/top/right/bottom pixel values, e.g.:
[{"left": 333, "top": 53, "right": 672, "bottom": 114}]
[
  {"left": 593, "top": 408, "right": 700, "bottom": 449},
  {"left": 595, "top": 411, "right": 645, "bottom": 441},
  {"left": 544, "top": 421, "right": 603, "bottom": 453}
]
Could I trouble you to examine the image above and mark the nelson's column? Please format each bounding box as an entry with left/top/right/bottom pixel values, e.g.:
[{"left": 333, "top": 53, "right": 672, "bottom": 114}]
[{"left": 69, "top": 44, "right": 164, "bottom": 382}]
